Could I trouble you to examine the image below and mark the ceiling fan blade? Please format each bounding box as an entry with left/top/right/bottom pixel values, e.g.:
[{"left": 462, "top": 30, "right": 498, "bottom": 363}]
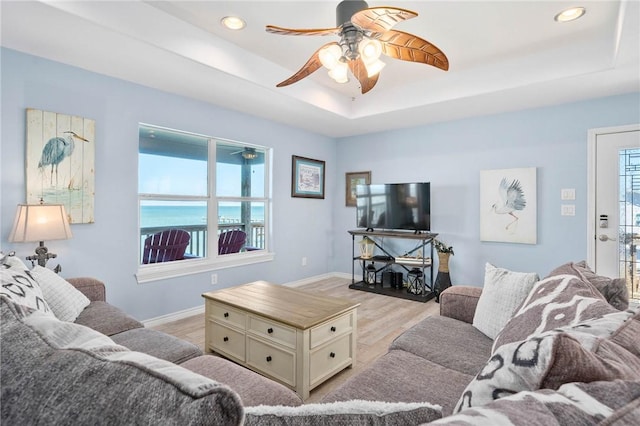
[
  {"left": 276, "top": 42, "right": 338, "bottom": 88},
  {"left": 351, "top": 7, "right": 417, "bottom": 33},
  {"left": 266, "top": 25, "right": 340, "bottom": 36},
  {"left": 348, "top": 57, "right": 379, "bottom": 94},
  {"left": 378, "top": 30, "right": 449, "bottom": 71}
]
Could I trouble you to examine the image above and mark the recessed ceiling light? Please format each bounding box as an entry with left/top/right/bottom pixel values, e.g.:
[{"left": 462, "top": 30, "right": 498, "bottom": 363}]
[
  {"left": 221, "top": 16, "right": 246, "bottom": 30},
  {"left": 554, "top": 7, "right": 586, "bottom": 22}
]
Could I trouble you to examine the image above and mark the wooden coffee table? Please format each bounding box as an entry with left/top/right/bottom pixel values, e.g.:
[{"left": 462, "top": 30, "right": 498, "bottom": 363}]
[{"left": 202, "top": 281, "right": 359, "bottom": 399}]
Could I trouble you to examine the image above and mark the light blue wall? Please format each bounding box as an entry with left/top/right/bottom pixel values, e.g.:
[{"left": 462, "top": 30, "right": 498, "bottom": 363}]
[
  {"left": 1, "top": 48, "right": 336, "bottom": 320},
  {"left": 2, "top": 48, "right": 639, "bottom": 320},
  {"left": 332, "top": 93, "right": 640, "bottom": 285}
]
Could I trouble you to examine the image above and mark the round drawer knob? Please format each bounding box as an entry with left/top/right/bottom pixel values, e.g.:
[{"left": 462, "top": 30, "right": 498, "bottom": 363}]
[
  {"left": 224, "top": 312, "right": 229, "bottom": 318},
  {"left": 267, "top": 327, "right": 274, "bottom": 334},
  {"left": 223, "top": 336, "right": 229, "bottom": 342},
  {"left": 330, "top": 326, "right": 336, "bottom": 332},
  {"left": 266, "top": 356, "right": 272, "bottom": 362},
  {"left": 330, "top": 352, "right": 336, "bottom": 358}
]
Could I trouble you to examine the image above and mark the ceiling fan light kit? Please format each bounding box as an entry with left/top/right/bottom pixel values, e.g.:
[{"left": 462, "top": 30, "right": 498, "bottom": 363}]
[{"left": 266, "top": 0, "right": 449, "bottom": 94}]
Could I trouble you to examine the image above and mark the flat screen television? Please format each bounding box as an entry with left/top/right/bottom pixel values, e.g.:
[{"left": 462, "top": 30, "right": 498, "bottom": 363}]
[{"left": 356, "top": 182, "right": 431, "bottom": 232}]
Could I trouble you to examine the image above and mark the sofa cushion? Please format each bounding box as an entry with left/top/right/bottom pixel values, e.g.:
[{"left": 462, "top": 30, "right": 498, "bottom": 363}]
[
  {"left": 455, "top": 308, "right": 640, "bottom": 412},
  {"left": 472, "top": 263, "right": 538, "bottom": 339},
  {"left": 181, "top": 355, "right": 302, "bottom": 407},
  {"left": 74, "top": 301, "right": 143, "bottom": 336},
  {"left": 492, "top": 274, "right": 615, "bottom": 351},
  {"left": 322, "top": 349, "right": 472, "bottom": 417},
  {"left": 244, "top": 400, "right": 442, "bottom": 425},
  {"left": 0, "top": 258, "right": 53, "bottom": 317},
  {"left": 547, "top": 261, "right": 629, "bottom": 310},
  {"left": 111, "top": 327, "right": 202, "bottom": 364},
  {"left": 390, "top": 315, "right": 493, "bottom": 376},
  {"left": 30, "top": 265, "right": 90, "bottom": 321},
  {"left": 0, "top": 296, "right": 243, "bottom": 425},
  {"left": 431, "top": 380, "right": 640, "bottom": 426}
]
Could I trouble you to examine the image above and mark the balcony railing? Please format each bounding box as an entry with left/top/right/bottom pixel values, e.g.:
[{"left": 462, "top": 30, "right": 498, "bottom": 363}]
[{"left": 140, "top": 221, "right": 264, "bottom": 260}]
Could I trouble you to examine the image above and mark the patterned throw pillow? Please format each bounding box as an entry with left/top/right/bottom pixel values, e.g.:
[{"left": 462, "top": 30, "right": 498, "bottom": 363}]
[
  {"left": 243, "top": 400, "right": 442, "bottom": 425},
  {"left": 30, "top": 266, "right": 90, "bottom": 322},
  {"left": 455, "top": 308, "right": 640, "bottom": 412},
  {"left": 547, "top": 261, "right": 629, "bottom": 310},
  {"left": 434, "top": 380, "right": 640, "bottom": 425},
  {"left": 472, "top": 263, "right": 539, "bottom": 339},
  {"left": 0, "top": 257, "right": 53, "bottom": 316},
  {"left": 492, "top": 274, "right": 614, "bottom": 351}
]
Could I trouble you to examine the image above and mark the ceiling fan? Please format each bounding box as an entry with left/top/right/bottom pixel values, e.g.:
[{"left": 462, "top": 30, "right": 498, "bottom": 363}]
[
  {"left": 265, "top": 0, "right": 449, "bottom": 94},
  {"left": 230, "top": 147, "right": 259, "bottom": 160}
]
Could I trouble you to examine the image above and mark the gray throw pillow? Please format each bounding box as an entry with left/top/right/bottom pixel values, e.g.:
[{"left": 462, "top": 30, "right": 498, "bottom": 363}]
[
  {"left": 243, "top": 400, "right": 442, "bottom": 425},
  {"left": 1, "top": 257, "right": 54, "bottom": 317}
]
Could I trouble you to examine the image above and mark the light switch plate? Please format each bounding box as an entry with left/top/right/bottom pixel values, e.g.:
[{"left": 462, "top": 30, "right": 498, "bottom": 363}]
[
  {"left": 561, "top": 188, "right": 576, "bottom": 200},
  {"left": 561, "top": 204, "right": 576, "bottom": 216}
]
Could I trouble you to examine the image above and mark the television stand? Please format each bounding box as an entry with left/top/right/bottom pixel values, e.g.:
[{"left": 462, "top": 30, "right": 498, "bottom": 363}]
[{"left": 348, "top": 229, "right": 437, "bottom": 303}]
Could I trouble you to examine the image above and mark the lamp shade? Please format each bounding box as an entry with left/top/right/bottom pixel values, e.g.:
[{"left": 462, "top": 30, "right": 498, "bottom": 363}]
[{"left": 9, "top": 204, "right": 72, "bottom": 243}]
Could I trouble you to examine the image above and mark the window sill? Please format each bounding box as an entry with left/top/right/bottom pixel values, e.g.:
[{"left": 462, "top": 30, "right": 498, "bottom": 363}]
[{"left": 135, "top": 251, "right": 275, "bottom": 284}]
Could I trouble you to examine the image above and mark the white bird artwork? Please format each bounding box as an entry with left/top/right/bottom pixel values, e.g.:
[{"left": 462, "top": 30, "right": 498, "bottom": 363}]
[{"left": 492, "top": 178, "right": 526, "bottom": 230}]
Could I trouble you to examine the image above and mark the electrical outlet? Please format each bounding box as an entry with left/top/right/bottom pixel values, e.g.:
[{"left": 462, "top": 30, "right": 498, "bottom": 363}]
[
  {"left": 301, "top": 257, "right": 307, "bottom": 266},
  {"left": 211, "top": 273, "right": 218, "bottom": 285}
]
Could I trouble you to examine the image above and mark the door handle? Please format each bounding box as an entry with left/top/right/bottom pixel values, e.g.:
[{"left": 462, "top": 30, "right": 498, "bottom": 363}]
[{"left": 598, "top": 234, "right": 616, "bottom": 242}]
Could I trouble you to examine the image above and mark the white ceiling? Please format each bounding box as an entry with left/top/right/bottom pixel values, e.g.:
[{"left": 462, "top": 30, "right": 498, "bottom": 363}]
[{"left": 1, "top": 1, "right": 639, "bottom": 137}]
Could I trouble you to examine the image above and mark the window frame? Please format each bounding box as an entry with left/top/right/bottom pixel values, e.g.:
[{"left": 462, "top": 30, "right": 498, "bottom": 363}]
[{"left": 136, "top": 125, "right": 273, "bottom": 284}]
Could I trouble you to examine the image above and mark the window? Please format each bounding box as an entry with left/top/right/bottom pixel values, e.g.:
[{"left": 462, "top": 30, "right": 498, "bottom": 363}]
[{"left": 137, "top": 124, "right": 272, "bottom": 283}]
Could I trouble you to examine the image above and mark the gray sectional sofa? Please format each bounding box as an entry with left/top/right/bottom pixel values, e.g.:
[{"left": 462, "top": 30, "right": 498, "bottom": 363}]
[{"left": 2, "top": 259, "right": 639, "bottom": 425}]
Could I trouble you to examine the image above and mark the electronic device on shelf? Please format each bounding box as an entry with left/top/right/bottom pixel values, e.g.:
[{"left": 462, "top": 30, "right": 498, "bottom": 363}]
[
  {"left": 372, "top": 255, "right": 394, "bottom": 261},
  {"left": 355, "top": 182, "right": 431, "bottom": 232}
]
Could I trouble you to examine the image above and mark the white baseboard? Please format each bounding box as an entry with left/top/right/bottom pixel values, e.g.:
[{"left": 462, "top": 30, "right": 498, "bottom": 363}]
[
  {"left": 143, "top": 305, "right": 205, "bottom": 328},
  {"left": 284, "top": 271, "right": 351, "bottom": 287},
  {"left": 143, "top": 271, "right": 352, "bottom": 326}
]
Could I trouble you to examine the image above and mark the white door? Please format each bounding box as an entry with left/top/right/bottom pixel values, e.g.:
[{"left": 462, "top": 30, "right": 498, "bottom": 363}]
[{"left": 589, "top": 125, "right": 640, "bottom": 300}]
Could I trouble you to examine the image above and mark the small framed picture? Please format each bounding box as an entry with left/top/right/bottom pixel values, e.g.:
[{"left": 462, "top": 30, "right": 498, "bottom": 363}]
[
  {"left": 345, "top": 171, "right": 371, "bottom": 206},
  {"left": 291, "top": 155, "right": 325, "bottom": 199}
]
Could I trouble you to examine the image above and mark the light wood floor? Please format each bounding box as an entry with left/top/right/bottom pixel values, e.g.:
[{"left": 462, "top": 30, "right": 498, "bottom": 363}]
[{"left": 152, "top": 276, "right": 440, "bottom": 403}]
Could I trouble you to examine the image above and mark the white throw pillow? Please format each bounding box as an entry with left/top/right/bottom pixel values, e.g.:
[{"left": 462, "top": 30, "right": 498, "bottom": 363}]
[
  {"left": 31, "top": 266, "right": 90, "bottom": 322},
  {"left": 1, "top": 256, "right": 54, "bottom": 317},
  {"left": 472, "top": 263, "right": 539, "bottom": 339}
]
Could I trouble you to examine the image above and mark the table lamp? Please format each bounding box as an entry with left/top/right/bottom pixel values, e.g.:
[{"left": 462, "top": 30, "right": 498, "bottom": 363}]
[{"left": 8, "top": 202, "right": 72, "bottom": 268}]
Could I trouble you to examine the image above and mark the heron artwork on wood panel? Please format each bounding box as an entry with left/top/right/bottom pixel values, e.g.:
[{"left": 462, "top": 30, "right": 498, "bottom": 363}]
[{"left": 38, "top": 131, "right": 90, "bottom": 187}]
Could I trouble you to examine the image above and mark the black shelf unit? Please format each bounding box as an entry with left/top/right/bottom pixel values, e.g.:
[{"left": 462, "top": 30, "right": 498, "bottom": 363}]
[{"left": 348, "top": 229, "right": 438, "bottom": 303}]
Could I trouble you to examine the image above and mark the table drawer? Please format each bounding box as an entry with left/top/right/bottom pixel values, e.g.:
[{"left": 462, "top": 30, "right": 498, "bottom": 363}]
[
  {"left": 309, "top": 333, "right": 352, "bottom": 386},
  {"left": 248, "top": 315, "right": 296, "bottom": 349},
  {"left": 247, "top": 337, "right": 295, "bottom": 386},
  {"left": 209, "top": 322, "right": 245, "bottom": 362},
  {"left": 310, "top": 312, "right": 354, "bottom": 349},
  {"left": 209, "top": 302, "right": 246, "bottom": 330}
]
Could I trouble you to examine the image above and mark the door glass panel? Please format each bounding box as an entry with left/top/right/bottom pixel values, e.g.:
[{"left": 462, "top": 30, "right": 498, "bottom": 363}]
[{"left": 619, "top": 148, "right": 640, "bottom": 301}]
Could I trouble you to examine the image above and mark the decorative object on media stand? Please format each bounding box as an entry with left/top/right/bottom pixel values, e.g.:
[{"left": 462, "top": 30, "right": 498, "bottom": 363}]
[
  {"left": 8, "top": 200, "right": 72, "bottom": 273},
  {"left": 407, "top": 267, "right": 423, "bottom": 295},
  {"left": 433, "top": 239, "right": 454, "bottom": 303},
  {"left": 365, "top": 263, "right": 377, "bottom": 285},
  {"left": 358, "top": 236, "right": 375, "bottom": 259},
  {"left": 266, "top": 0, "right": 448, "bottom": 94}
]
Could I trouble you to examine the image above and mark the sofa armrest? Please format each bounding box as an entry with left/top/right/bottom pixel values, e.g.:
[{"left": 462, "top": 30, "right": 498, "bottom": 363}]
[
  {"left": 439, "top": 286, "right": 482, "bottom": 324},
  {"left": 66, "top": 277, "right": 106, "bottom": 302}
]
